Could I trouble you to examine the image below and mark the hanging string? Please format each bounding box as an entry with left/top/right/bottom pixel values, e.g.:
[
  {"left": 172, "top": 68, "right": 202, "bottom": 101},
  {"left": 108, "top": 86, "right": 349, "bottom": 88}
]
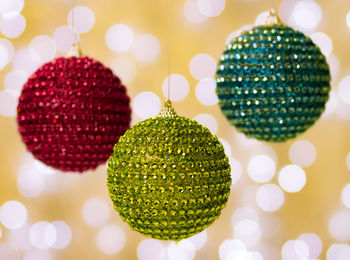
[
  {"left": 67, "top": 1, "right": 81, "bottom": 56},
  {"left": 166, "top": 0, "right": 172, "bottom": 102}
]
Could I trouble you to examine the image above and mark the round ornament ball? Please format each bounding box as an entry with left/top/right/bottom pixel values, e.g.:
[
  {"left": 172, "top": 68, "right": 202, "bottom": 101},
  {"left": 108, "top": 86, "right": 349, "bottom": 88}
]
[
  {"left": 107, "top": 101, "right": 231, "bottom": 241},
  {"left": 17, "top": 55, "right": 131, "bottom": 173},
  {"left": 216, "top": 12, "right": 331, "bottom": 142}
]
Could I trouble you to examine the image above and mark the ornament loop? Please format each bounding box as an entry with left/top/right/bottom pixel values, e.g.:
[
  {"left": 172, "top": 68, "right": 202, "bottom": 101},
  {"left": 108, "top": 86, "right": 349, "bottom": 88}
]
[
  {"left": 158, "top": 99, "right": 178, "bottom": 118},
  {"left": 66, "top": 42, "right": 83, "bottom": 57},
  {"left": 265, "top": 9, "right": 283, "bottom": 25}
]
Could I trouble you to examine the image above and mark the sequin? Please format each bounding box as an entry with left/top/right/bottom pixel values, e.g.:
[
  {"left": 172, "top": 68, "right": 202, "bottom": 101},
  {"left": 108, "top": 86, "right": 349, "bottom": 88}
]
[
  {"left": 107, "top": 102, "right": 231, "bottom": 241},
  {"left": 17, "top": 56, "right": 131, "bottom": 172},
  {"left": 216, "top": 24, "right": 331, "bottom": 142}
]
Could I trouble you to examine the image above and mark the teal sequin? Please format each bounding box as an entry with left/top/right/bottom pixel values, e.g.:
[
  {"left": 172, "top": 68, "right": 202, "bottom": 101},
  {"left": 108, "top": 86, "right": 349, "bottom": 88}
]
[{"left": 216, "top": 24, "right": 331, "bottom": 142}]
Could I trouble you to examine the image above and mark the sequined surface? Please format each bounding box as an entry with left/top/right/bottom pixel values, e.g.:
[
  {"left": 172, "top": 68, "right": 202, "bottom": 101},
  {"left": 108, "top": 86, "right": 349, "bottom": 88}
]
[
  {"left": 107, "top": 106, "right": 231, "bottom": 241},
  {"left": 17, "top": 56, "right": 131, "bottom": 173},
  {"left": 216, "top": 24, "right": 331, "bottom": 142}
]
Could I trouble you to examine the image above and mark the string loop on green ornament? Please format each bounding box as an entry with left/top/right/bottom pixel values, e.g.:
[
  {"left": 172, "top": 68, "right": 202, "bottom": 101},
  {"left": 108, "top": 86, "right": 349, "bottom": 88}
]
[
  {"left": 158, "top": 99, "right": 178, "bottom": 118},
  {"left": 166, "top": 0, "right": 172, "bottom": 101}
]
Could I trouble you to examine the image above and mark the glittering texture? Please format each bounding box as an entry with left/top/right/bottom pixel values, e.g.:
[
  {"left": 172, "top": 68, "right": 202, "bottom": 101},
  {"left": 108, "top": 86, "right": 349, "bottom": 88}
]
[
  {"left": 17, "top": 56, "right": 131, "bottom": 173},
  {"left": 216, "top": 24, "right": 331, "bottom": 142},
  {"left": 107, "top": 113, "right": 231, "bottom": 241}
]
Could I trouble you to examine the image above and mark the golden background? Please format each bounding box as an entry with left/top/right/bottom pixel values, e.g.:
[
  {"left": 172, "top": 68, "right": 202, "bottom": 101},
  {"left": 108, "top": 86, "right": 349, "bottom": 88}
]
[{"left": 0, "top": 0, "right": 350, "bottom": 259}]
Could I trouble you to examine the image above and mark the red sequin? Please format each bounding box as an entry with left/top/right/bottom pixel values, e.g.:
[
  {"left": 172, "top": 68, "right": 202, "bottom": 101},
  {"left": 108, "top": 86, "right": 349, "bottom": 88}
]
[{"left": 17, "top": 56, "right": 131, "bottom": 173}]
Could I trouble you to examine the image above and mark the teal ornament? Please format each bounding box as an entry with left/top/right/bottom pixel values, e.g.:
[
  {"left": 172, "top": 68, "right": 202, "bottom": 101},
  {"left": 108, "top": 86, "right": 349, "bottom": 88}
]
[
  {"left": 216, "top": 11, "right": 331, "bottom": 142},
  {"left": 107, "top": 100, "right": 231, "bottom": 241}
]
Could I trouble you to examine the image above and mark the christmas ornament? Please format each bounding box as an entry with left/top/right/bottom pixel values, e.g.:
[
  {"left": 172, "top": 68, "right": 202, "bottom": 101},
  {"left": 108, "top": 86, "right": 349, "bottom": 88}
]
[
  {"left": 107, "top": 100, "right": 231, "bottom": 241},
  {"left": 17, "top": 49, "right": 131, "bottom": 173},
  {"left": 216, "top": 10, "right": 331, "bottom": 142}
]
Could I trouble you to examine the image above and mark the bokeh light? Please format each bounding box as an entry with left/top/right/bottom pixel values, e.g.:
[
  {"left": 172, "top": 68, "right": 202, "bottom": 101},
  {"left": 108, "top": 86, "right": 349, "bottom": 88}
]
[
  {"left": 347, "top": 11, "right": 350, "bottom": 29},
  {"left": 232, "top": 207, "right": 259, "bottom": 225},
  {"left": 133, "top": 91, "right": 161, "bottom": 119},
  {"left": 132, "top": 34, "right": 160, "bottom": 63},
  {"left": 8, "top": 224, "right": 31, "bottom": 251},
  {"left": 110, "top": 57, "right": 137, "bottom": 84},
  {"left": 339, "top": 246, "right": 350, "bottom": 260},
  {"left": 218, "top": 239, "right": 246, "bottom": 260},
  {"left": 12, "top": 49, "right": 40, "bottom": 73},
  {"left": 162, "top": 74, "right": 189, "bottom": 101},
  {"left": 51, "top": 221, "right": 72, "bottom": 249},
  {"left": 255, "top": 11, "right": 269, "bottom": 26},
  {"left": 0, "top": 38, "right": 15, "bottom": 67},
  {"left": 53, "top": 25, "right": 76, "bottom": 52},
  {"left": 105, "top": 24, "right": 134, "bottom": 53},
  {"left": 281, "top": 240, "right": 309, "bottom": 260},
  {"left": 82, "top": 197, "right": 110, "bottom": 227},
  {"left": 327, "top": 244, "right": 349, "bottom": 260},
  {"left": 167, "top": 240, "right": 195, "bottom": 260},
  {"left": 329, "top": 210, "right": 350, "bottom": 241},
  {"left": 247, "top": 154, "right": 276, "bottom": 183},
  {"left": 218, "top": 138, "right": 231, "bottom": 157},
  {"left": 97, "top": 225, "right": 125, "bottom": 254},
  {"left": 1, "top": 12, "right": 26, "bottom": 38},
  {"left": 197, "top": 0, "right": 226, "bottom": 17},
  {"left": 184, "top": 0, "right": 208, "bottom": 23},
  {"left": 338, "top": 76, "right": 350, "bottom": 104},
  {"left": 256, "top": 184, "right": 285, "bottom": 212},
  {"left": 310, "top": 32, "right": 333, "bottom": 57},
  {"left": 22, "top": 249, "right": 51, "bottom": 260},
  {"left": 68, "top": 6, "right": 95, "bottom": 34},
  {"left": 289, "top": 140, "right": 316, "bottom": 167},
  {"left": 0, "top": 0, "right": 24, "bottom": 14},
  {"left": 187, "top": 230, "right": 207, "bottom": 250},
  {"left": 327, "top": 54, "right": 340, "bottom": 79},
  {"left": 278, "top": 165, "right": 306, "bottom": 193},
  {"left": 29, "top": 221, "right": 57, "bottom": 249},
  {"left": 137, "top": 239, "right": 165, "bottom": 260},
  {"left": 17, "top": 166, "right": 45, "bottom": 198},
  {"left": 195, "top": 78, "right": 218, "bottom": 105},
  {"left": 0, "top": 89, "right": 19, "bottom": 117},
  {"left": 298, "top": 233, "right": 323, "bottom": 258},
  {"left": 229, "top": 157, "right": 242, "bottom": 185},
  {"left": 189, "top": 53, "right": 216, "bottom": 80},
  {"left": 0, "top": 201, "right": 27, "bottom": 229},
  {"left": 193, "top": 113, "right": 218, "bottom": 134},
  {"left": 290, "top": 0, "right": 322, "bottom": 31},
  {"left": 5, "top": 69, "right": 28, "bottom": 93},
  {"left": 342, "top": 184, "right": 350, "bottom": 208},
  {"left": 233, "top": 219, "right": 261, "bottom": 247},
  {"left": 29, "top": 35, "right": 57, "bottom": 63},
  {"left": 0, "top": 244, "right": 20, "bottom": 260}
]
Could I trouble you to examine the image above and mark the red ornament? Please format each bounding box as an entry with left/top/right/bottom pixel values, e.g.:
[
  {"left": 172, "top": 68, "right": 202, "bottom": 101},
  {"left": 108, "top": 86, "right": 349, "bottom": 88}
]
[{"left": 17, "top": 56, "right": 131, "bottom": 173}]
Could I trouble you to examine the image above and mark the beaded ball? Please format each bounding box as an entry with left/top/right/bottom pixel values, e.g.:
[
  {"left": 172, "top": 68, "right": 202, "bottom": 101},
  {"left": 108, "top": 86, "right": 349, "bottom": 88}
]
[
  {"left": 216, "top": 22, "right": 331, "bottom": 142},
  {"left": 17, "top": 56, "right": 131, "bottom": 173},
  {"left": 107, "top": 101, "right": 231, "bottom": 241}
]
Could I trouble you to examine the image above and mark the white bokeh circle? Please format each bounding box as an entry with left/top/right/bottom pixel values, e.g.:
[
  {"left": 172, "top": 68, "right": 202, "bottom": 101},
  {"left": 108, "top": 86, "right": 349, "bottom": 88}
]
[
  {"left": 162, "top": 74, "right": 189, "bottom": 102},
  {"left": 105, "top": 24, "right": 134, "bottom": 53},
  {"left": 132, "top": 34, "right": 160, "bottom": 63},
  {"left": 256, "top": 184, "right": 285, "bottom": 212},
  {"left": 195, "top": 78, "right": 218, "bottom": 106},
  {"left": 278, "top": 165, "right": 306, "bottom": 193},
  {"left": 68, "top": 6, "right": 95, "bottom": 33},
  {"left": 133, "top": 91, "right": 161, "bottom": 119}
]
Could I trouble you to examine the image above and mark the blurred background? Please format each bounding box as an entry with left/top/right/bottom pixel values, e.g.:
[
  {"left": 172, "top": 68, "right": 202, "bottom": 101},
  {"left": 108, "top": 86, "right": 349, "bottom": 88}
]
[{"left": 0, "top": 0, "right": 350, "bottom": 259}]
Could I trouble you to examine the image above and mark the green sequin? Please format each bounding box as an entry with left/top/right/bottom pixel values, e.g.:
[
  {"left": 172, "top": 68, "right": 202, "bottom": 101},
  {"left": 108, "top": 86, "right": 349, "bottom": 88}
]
[
  {"left": 107, "top": 113, "right": 231, "bottom": 241},
  {"left": 216, "top": 24, "right": 331, "bottom": 142}
]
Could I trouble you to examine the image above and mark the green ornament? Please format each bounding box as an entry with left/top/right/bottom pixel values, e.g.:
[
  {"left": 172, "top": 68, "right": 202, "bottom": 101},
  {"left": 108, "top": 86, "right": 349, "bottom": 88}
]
[
  {"left": 216, "top": 10, "right": 331, "bottom": 142},
  {"left": 107, "top": 100, "right": 231, "bottom": 241}
]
